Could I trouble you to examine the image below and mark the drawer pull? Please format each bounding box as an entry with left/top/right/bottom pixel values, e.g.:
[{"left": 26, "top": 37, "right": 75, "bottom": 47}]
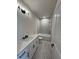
[
  {"left": 33, "top": 44, "right": 35, "bottom": 49},
  {"left": 27, "top": 52, "right": 29, "bottom": 57},
  {"left": 19, "top": 51, "right": 26, "bottom": 58}
]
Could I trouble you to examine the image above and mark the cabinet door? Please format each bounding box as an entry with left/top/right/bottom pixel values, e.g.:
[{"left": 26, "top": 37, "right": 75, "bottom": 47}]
[
  {"left": 17, "top": 50, "right": 29, "bottom": 59},
  {"left": 29, "top": 40, "right": 37, "bottom": 59},
  {"left": 35, "top": 38, "right": 39, "bottom": 48},
  {"left": 33, "top": 40, "right": 36, "bottom": 53},
  {"left": 29, "top": 42, "right": 33, "bottom": 59},
  {"left": 25, "top": 47, "right": 30, "bottom": 59}
]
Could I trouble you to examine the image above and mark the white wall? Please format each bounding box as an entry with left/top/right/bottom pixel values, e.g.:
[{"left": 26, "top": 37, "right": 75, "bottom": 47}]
[
  {"left": 51, "top": 0, "right": 61, "bottom": 59},
  {"left": 38, "top": 18, "right": 51, "bottom": 34},
  {"left": 17, "top": 3, "right": 39, "bottom": 40}
]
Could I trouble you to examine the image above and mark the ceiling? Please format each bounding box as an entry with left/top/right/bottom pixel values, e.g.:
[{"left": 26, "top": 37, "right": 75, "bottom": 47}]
[{"left": 19, "top": 0, "right": 57, "bottom": 18}]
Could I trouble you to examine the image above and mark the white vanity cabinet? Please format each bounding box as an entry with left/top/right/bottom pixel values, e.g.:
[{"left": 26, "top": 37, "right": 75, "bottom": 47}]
[{"left": 17, "top": 35, "right": 39, "bottom": 59}]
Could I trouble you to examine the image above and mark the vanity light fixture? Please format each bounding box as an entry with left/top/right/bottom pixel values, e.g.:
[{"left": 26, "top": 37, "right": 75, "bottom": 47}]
[
  {"left": 18, "top": 6, "right": 20, "bottom": 10},
  {"left": 26, "top": 11, "right": 29, "bottom": 16},
  {"left": 17, "top": 5, "right": 30, "bottom": 16},
  {"left": 21, "top": 9, "right": 26, "bottom": 14}
]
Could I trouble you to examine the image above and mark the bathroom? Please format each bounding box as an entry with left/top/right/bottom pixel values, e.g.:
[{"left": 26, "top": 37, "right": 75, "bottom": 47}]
[
  {"left": 17, "top": 0, "right": 61, "bottom": 59},
  {"left": 1, "top": 0, "right": 79, "bottom": 59}
]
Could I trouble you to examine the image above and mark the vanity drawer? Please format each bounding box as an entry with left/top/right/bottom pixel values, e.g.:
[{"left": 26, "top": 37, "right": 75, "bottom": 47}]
[{"left": 17, "top": 49, "right": 29, "bottom": 59}]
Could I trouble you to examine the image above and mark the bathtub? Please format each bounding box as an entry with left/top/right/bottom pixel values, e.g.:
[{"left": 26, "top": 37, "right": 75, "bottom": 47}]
[{"left": 38, "top": 33, "right": 51, "bottom": 41}]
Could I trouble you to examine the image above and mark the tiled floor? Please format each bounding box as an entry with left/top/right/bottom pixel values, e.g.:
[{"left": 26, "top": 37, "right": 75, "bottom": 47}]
[{"left": 32, "top": 40, "right": 52, "bottom": 59}]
